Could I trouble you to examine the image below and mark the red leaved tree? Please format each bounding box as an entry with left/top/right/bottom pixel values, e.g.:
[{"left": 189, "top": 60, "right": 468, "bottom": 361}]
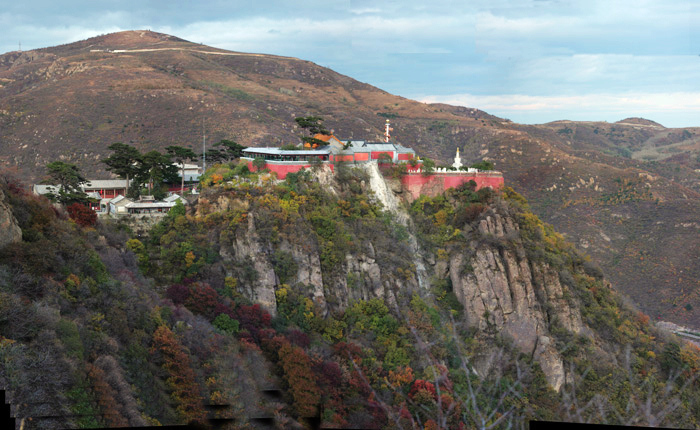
[
  {"left": 278, "top": 341, "right": 321, "bottom": 418},
  {"left": 183, "top": 282, "right": 220, "bottom": 319},
  {"left": 88, "top": 363, "right": 129, "bottom": 427},
  {"left": 150, "top": 325, "right": 207, "bottom": 424},
  {"left": 67, "top": 203, "right": 97, "bottom": 227}
]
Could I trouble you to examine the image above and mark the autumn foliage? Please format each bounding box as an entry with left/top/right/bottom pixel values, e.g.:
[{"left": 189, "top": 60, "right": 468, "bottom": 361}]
[
  {"left": 277, "top": 340, "right": 321, "bottom": 417},
  {"left": 88, "top": 364, "right": 129, "bottom": 427},
  {"left": 151, "top": 325, "right": 206, "bottom": 424},
  {"left": 66, "top": 202, "right": 97, "bottom": 227}
]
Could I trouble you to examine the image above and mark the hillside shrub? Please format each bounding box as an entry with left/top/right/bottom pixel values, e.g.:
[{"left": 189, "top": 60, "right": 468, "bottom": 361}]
[{"left": 66, "top": 203, "right": 97, "bottom": 227}]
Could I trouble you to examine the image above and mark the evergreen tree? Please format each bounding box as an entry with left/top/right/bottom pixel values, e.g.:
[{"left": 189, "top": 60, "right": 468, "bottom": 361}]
[
  {"left": 134, "top": 151, "right": 178, "bottom": 199},
  {"left": 44, "top": 161, "right": 90, "bottom": 205},
  {"left": 295, "top": 116, "right": 329, "bottom": 148},
  {"left": 102, "top": 143, "right": 142, "bottom": 196},
  {"left": 470, "top": 160, "right": 494, "bottom": 171},
  {"left": 421, "top": 158, "right": 435, "bottom": 176},
  {"left": 166, "top": 145, "right": 199, "bottom": 195},
  {"left": 204, "top": 148, "right": 227, "bottom": 164},
  {"left": 214, "top": 139, "right": 246, "bottom": 160}
]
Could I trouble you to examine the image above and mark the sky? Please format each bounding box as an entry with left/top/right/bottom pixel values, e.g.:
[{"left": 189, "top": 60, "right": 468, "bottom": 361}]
[{"left": 2, "top": 0, "right": 699, "bottom": 128}]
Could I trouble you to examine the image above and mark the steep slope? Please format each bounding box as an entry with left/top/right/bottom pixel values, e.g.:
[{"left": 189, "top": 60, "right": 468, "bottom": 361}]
[
  {"left": 3, "top": 30, "right": 700, "bottom": 328},
  {"left": 2, "top": 167, "right": 700, "bottom": 428},
  {"left": 117, "top": 164, "right": 700, "bottom": 426}
]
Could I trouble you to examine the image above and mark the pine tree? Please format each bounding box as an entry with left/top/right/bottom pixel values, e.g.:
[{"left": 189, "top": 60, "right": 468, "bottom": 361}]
[
  {"left": 166, "top": 146, "right": 198, "bottom": 195},
  {"left": 44, "top": 161, "right": 90, "bottom": 204},
  {"left": 102, "top": 143, "right": 142, "bottom": 196}
]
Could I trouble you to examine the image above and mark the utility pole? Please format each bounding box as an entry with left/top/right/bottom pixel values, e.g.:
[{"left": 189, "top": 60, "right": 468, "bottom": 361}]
[{"left": 18, "top": 41, "right": 21, "bottom": 52}]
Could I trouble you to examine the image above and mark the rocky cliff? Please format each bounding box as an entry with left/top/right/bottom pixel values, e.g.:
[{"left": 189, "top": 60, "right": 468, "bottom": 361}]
[
  {"left": 447, "top": 211, "right": 584, "bottom": 390},
  {"left": 3, "top": 167, "right": 699, "bottom": 429},
  {"left": 199, "top": 168, "right": 421, "bottom": 318},
  {"left": 0, "top": 187, "right": 21, "bottom": 249},
  {"left": 191, "top": 165, "right": 591, "bottom": 391}
]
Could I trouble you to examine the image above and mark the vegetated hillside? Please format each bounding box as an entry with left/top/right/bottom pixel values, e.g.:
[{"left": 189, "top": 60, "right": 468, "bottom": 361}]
[
  {"left": 0, "top": 30, "right": 498, "bottom": 182},
  {"left": 3, "top": 31, "right": 700, "bottom": 329},
  {"left": 3, "top": 164, "right": 700, "bottom": 429},
  {"left": 498, "top": 121, "right": 700, "bottom": 327}
]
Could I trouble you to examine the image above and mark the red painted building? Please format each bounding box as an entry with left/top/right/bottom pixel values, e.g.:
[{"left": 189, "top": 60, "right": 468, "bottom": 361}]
[
  {"left": 246, "top": 160, "right": 336, "bottom": 179},
  {"left": 400, "top": 170, "right": 504, "bottom": 200},
  {"left": 240, "top": 124, "right": 503, "bottom": 196},
  {"left": 242, "top": 147, "right": 334, "bottom": 179},
  {"left": 82, "top": 180, "right": 129, "bottom": 198}
]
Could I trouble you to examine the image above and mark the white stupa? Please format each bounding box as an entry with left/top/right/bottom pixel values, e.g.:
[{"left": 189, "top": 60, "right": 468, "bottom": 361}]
[{"left": 452, "top": 148, "right": 463, "bottom": 169}]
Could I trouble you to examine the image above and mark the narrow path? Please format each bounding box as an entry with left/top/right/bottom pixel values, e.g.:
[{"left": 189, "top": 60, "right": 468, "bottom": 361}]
[{"left": 92, "top": 47, "right": 297, "bottom": 60}]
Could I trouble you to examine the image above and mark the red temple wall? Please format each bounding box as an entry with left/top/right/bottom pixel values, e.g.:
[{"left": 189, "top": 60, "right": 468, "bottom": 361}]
[
  {"left": 247, "top": 161, "right": 334, "bottom": 179},
  {"left": 400, "top": 172, "right": 504, "bottom": 200},
  {"left": 334, "top": 155, "right": 356, "bottom": 162},
  {"left": 371, "top": 151, "right": 394, "bottom": 160}
]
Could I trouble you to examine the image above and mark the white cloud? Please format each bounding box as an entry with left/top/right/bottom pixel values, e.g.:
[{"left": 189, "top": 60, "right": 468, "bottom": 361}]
[
  {"left": 420, "top": 92, "right": 700, "bottom": 127},
  {"left": 0, "top": 22, "right": 126, "bottom": 53},
  {"left": 474, "top": 2, "right": 699, "bottom": 58},
  {"left": 156, "top": 14, "right": 474, "bottom": 57},
  {"left": 490, "top": 54, "right": 700, "bottom": 96},
  {"left": 349, "top": 7, "right": 382, "bottom": 15}
]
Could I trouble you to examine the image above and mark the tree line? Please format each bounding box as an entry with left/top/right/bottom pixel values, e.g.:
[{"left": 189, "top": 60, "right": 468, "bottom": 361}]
[{"left": 44, "top": 140, "right": 246, "bottom": 204}]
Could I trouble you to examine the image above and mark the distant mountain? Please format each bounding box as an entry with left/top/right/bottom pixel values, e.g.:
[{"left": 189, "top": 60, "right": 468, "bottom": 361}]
[
  {"left": 616, "top": 117, "right": 666, "bottom": 128},
  {"left": 2, "top": 30, "right": 700, "bottom": 327}
]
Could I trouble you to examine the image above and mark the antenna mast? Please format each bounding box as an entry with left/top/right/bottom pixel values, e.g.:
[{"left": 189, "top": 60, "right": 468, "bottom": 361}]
[
  {"left": 384, "top": 119, "right": 393, "bottom": 143},
  {"left": 202, "top": 117, "right": 206, "bottom": 173}
]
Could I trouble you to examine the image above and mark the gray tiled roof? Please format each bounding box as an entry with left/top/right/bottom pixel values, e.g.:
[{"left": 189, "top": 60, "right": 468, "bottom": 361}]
[
  {"left": 243, "top": 147, "right": 331, "bottom": 156},
  {"left": 125, "top": 201, "right": 177, "bottom": 209},
  {"left": 360, "top": 143, "right": 397, "bottom": 151},
  {"left": 164, "top": 194, "right": 187, "bottom": 204},
  {"left": 32, "top": 184, "right": 62, "bottom": 195},
  {"left": 109, "top": 195, "right": 130, "bottom": 206},
  {"left": 82, "top": 179, "right": 129, "bottom": 189}
]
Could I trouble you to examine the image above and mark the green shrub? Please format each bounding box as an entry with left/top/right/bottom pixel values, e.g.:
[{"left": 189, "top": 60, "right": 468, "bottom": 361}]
[
  {"left": 470, "top": 160, "right": 494, "bottom": 171},
  {"left": 213, "top": 314, "right": 240, "bottom": 334},
  {"left": 57, "top": 319, "right": 84, "bottom": 360},
  {"left": 272, "top": 250, "right": 298, "bottom": 284}
]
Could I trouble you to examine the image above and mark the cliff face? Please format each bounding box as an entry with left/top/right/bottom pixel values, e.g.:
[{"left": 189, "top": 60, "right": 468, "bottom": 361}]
[
  {"left": 447, "top": 212, "right": 583, "bottom": 390},
  {"left": 215, "top": 206, "right": 420, "bottom": 317},
  {"left": 195, "top": 167, "right": 422, "bottom": 322},
  {"left": 197, "top": 167, "right": 588, "bottom": 391},
  {"left": 0, "top": 187, "right": 21, "bottom": 249},
  {"left": 4, "top": 168, "right": 700, "bottom": 429}
]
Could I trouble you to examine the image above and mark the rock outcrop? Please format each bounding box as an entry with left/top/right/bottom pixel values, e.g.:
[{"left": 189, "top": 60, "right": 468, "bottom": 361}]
[
  {"left": 220, "top": 212, "right": 278, "bottom": 316},
  {"left": 204, "top": 173, "right": 587, "bottom": 392},
  {"left": 216, "top": 209, "right": 415, "bottom": 317},
  {"left": 448, "top": 212, "right": 583, "bottom": 391},
  {"left": 0, "top": 188, "right": 21, "bottom": 249}
]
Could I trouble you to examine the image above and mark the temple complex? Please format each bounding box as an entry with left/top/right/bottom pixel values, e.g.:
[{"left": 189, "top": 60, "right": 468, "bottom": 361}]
[{"left": 241, "top": 120, "right": 504, "bottom": 194}]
